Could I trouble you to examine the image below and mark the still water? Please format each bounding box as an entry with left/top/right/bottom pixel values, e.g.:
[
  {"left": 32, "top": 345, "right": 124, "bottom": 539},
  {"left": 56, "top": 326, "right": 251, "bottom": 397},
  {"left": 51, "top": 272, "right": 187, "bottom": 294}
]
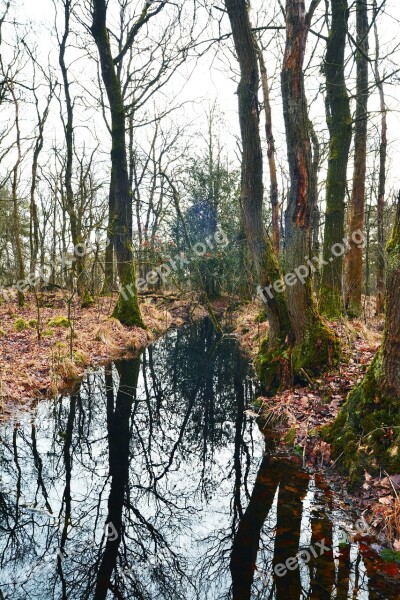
[{"left": 0, "top": 319, "right": 399, "bottom": 599}]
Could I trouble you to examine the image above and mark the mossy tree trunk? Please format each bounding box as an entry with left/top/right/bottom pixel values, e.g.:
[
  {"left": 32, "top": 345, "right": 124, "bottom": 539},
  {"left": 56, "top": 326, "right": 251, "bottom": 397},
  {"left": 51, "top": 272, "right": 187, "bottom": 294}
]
[
  {"left": 224, "top": 0, "right": 291, "bottom": 344},
  {"left": 319, "top": 0, "right": 352, "bottom": 319},
  {"left": 345, "top": 0, "right": 369, "bottom": 318},
  {"left": 325, "top": 195, "right": 400, "bottom": 484},
  {"left": 91, "top": 0, "right": 144, "bottom": 327},
  {"left": 225, "top": 0, "right": 292, "bottom": 390},
  {"left": 281, "top": 0, "right": 340, "bottom": 375}
]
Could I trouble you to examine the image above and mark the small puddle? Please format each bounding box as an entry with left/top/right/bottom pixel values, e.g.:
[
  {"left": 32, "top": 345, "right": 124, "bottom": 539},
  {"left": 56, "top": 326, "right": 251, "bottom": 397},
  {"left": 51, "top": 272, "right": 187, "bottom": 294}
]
[{"left": 0, "top": 318, "right": 398, "bottom": 599}]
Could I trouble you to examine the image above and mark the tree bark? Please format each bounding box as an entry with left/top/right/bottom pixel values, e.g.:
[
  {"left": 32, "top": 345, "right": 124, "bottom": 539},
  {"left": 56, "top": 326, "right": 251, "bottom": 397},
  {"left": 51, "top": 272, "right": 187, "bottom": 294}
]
[
  {"left": 319, "top": 0, "right": 352, "bottom": 318},
  {"left": 256, "top": 42, "right": 280, "bottom": 256},
  {"left": 345, "top": 0, "right": 369, "bottom": 317},
  {"left": 59, "top": 0, "right": 92, "bottom": 306},
  {"left": 281, "top": 0, "right": 339, "bottom": 374},
  {"left": 373, "top": 2, "right": 387, "bottom": 315},
  {"left": 224, "top": 0, "right": 291, "bottom": 353},
  {"left": 91, "top": 0, "right": 144, "bottom": 327}
]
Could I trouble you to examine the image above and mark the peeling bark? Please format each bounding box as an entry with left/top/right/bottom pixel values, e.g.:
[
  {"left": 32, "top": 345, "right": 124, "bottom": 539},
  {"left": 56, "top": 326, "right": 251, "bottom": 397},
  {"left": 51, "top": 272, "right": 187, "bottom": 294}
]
[{"left": 281, "top": 0, "right": 339, "bottom": 374}]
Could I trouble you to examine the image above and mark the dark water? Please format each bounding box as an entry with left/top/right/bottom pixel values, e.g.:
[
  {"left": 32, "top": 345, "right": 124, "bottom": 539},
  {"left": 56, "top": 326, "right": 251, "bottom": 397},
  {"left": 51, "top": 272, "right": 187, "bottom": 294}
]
[{"left": 0, "top": 319, "right": 399, "bottom": 599}]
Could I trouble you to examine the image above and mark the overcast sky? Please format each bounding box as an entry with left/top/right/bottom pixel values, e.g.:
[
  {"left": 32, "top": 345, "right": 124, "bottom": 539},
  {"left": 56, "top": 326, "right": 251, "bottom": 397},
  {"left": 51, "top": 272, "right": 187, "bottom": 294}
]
[{"left": 4, "top": 0, "right": 400, "bottom": 210}]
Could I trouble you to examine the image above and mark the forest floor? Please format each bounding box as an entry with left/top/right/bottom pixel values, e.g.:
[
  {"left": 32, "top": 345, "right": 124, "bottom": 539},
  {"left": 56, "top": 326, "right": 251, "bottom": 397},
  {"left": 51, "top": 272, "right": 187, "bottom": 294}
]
[
  {"left": 231, "top": 297, "right": 400, "bottom": 556},
  {"left": 0, "top": 289, "right": 208, "bottom": 415}
]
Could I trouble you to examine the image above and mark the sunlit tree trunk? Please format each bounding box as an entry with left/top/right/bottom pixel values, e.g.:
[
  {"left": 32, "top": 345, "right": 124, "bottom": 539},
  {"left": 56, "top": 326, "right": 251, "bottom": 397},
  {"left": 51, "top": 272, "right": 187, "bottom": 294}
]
[
  {"left": 319, "top": 0, "right": 352, "bottom": 318},
  {"left": 345, "top": 0, "right": 369, "bottom": 317},
  {"left": 281, "top": 0, "right": 339, "bottom": 374}
]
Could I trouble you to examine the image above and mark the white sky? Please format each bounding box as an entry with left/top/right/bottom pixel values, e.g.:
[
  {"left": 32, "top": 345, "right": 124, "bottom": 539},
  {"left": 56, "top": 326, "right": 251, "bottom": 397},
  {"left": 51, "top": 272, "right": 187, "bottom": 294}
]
[{"left": 3, "top": 0, "right": 400, "bottom": 215}]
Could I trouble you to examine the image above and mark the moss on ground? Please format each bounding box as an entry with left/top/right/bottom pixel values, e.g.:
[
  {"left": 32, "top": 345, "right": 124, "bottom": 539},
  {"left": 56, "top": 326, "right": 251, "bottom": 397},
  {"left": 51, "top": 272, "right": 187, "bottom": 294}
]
[
  {"left": 322, "top": 351, "right": 400, "bottom": 487},
  {"left": 81, "top": 290, "right": 94, "bottom": 309},
  {"left": 48, "top": 316, "right": 70, "bottom": 328},
  {"left": 14, "top": 318, "right": 31, "bottom": 331}
]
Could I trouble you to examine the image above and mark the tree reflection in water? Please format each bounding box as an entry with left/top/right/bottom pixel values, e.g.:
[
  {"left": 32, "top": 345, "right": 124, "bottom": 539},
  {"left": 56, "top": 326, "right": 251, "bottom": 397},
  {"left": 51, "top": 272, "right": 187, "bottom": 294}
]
[{"left": 0, "top": 319, "right": 398, "bottom": 599}]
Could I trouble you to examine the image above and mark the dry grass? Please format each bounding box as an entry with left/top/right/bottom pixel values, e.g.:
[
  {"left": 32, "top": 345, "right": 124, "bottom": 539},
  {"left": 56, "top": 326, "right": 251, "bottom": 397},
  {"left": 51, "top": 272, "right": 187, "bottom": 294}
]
[
  {"left": 0, "top": 291, "right": 198, "bottom": 411},
  {"left": 372, "top": 497, "right": 400, "bottom": 545},
  {"left": 228, "top": 301, "right": 269, "bottom": 357}
]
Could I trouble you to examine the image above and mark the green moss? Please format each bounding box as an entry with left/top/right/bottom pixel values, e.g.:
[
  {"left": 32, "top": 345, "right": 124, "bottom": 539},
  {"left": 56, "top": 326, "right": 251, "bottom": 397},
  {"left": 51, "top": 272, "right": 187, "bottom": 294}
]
[
  {"left": 322, "top": 351, "right": 400, "bottom": 487},
  {"left": 43, "top": 329, "right": 54, "bottom": 337},
  {"left": 14, "top": 318, "right": 30, "bottom": 331},
  {"left": 81, "top": 290, "right": 94, "bottom": 309},
  {"left": 111, "top": 263, "right": 145, "bottom": 328},
  {"left": 318, "top": 284, "right": 343, "bottom": 320},
  {"left": 292, "top": 318, "right": 340, "bottom": 377},
  {"left": 28, "top": 319, "right": 38, "bottom": 328},
  {"left": 112, "top": 291, "right": 145, "bottom": 328},
  {"left": 284, "top": 427, "right": 297, "bottom": 445},
  {"left": 0, "top": 327, "right": 6, "bottom": 336},
  {"left": 255, "top": 338, "right": 291, "bottom": 394},
  {"left": 48, "top": 316, "right": 70, "bottom": 328}
]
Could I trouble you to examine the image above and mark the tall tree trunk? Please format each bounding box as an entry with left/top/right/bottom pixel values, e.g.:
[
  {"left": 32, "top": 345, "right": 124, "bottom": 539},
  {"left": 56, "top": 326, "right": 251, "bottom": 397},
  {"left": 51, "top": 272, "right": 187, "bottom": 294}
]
[
  {"left": 345, "top": 0, "right": 369, "bottom": 317},
  {"left": 309, "top": 119, "right": 321, "bottom": 290},
  {"left": 9, "top": 82, "right": 25, "bottom": 306},
  {"left": 326, "top": 194, "right": 400, "bottom": 482},
  {"left": 256, "top": 43, "right": 279, "bottom": 256},
  {"left": 224, "top": 0, "right": 292, "bottom": 390},
  {"left": 281, "top": 0, "right": 339, "bottom": 375},
  {"left": 59, "top": 0, "right": 92, "bottom": 306},
  {"left": 91, "top": 0, "right": 144, "bottom": 327},
  {"left": 319, "top": 0, "right": 352, "bottom": 318},
  {"left": 374, "top": 2, "right": 387, "bottom": 316},
  {"left": 30, "top": 85, "right": 53, "bottom": 274}
]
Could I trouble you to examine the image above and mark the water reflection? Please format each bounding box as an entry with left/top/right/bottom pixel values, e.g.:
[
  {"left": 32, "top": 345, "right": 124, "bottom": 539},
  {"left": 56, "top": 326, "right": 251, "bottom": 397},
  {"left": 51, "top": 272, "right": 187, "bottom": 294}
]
[{"left": 0, "top": 319, "right": 398, "bottom": 599}]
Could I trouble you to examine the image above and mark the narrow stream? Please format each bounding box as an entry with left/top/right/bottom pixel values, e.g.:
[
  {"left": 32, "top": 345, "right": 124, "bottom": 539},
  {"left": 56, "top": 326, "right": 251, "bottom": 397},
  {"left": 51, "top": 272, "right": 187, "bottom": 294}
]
[{"left": 0, "top": 319, "right": 398, "bottom": 599}]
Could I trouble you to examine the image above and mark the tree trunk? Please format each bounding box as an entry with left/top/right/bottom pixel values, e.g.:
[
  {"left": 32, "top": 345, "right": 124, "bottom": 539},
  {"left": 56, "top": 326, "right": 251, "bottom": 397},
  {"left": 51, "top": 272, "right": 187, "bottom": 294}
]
[
  {"left": 281, "top": 0, "right": 339, "bottom": 375},
  {"left": 91, "top": 0, "right": 144, "bottom": 327},
  {"left": 325, "top": 195, "right": 400, "bottom": 483},
  {"left": 319, "top": 0, "right": 352, "bottom": 318},
  {"left": 374, "top": 2, "right": 387, "bottom": 315},
  {"left": 224, "top": 0, "right": 292, "bottom": 390},
  {"left": 9, "top": 82, "right": 25, "bottom": 306},
  {"left": 256, "top": 42, "right": 279, "bottom": 256},
  {"left": 59, "top": 0, "right": 92, "bottom": 306},
  {"left": 309, "top": 118, "right": 321, "bottom": 291},
  {"left": 345, "top": 0, "right": 369, "bottom": 317}
]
